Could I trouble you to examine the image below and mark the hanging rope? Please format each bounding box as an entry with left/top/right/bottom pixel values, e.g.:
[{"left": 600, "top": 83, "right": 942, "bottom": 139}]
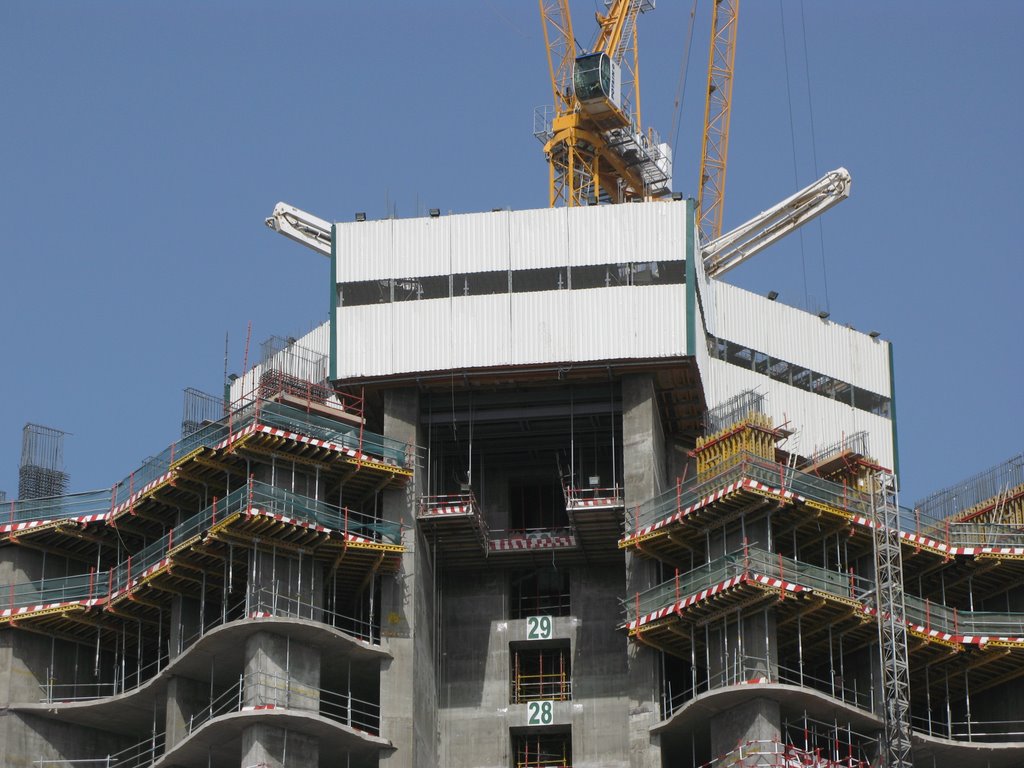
[
  {"left": 779, "top": 1, "right": 810, "bottom": 309},
  {"left": 670, "top": 0, "right": 700, "bottom": 165},
  {"left": 799, "top": 0, "right": 831, "bottom": 313}
]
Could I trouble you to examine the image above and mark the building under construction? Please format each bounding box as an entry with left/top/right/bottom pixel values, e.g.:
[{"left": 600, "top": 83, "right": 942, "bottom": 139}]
[{"left": 2, "top": 199, "right": 1023, "bottom": 767}]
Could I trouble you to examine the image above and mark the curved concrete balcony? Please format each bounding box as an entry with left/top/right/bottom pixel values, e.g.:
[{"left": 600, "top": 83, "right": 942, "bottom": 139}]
[
  {"left": 14, "top": 606, "right": 388, "bottom": 739},
  {"left": 58, "top": 669, "right": 389, "bottom": 768},
  {"left": 655, "top": 679, "right": 1024, "bottom": 767}
]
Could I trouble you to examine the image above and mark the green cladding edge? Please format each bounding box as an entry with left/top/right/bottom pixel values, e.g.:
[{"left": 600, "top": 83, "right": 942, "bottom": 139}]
[
  {"left": 685, "top": 198, "right": 696, "bottom": 356},
  {"left": 330, "top": 224, "right": 338, "bottom": 381}
]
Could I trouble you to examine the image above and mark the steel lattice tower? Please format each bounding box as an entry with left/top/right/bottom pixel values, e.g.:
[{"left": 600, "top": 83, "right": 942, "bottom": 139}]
[{"left": 872, "top": 470, "right": 914, "bottom": 766}]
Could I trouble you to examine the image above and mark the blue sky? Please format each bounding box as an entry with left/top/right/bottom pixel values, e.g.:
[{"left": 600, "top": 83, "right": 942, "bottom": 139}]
[{"left": 1, "top": 1, "right": 1021, "bottom": 507}]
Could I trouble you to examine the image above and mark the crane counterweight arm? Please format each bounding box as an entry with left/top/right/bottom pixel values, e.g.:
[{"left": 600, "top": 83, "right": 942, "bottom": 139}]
[
  {"left": 265, "top": 202, "right": 332, "bottom": 258},
  {"left": 701, "top": 167, "right": 851, "bottom": 279}
]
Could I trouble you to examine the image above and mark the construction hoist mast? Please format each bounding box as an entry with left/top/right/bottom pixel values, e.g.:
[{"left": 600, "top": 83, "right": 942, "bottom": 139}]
[
  {"left": 872, "top": 472, "right": 914, "bottom": 767},
  {"left": 697, "top": 0, "right": 739, "bottom": 244},
  {"left": 536, "top": 0, "right": 672, "bottom": 206}
]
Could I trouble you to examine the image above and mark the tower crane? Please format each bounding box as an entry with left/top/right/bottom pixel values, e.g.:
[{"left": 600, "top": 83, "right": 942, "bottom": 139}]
[
  {"left": 536, "top": 0, "right": 672, "bottom": 206},
  {"left": 697, "top": 0, "right": 739, "bottom": 244}
]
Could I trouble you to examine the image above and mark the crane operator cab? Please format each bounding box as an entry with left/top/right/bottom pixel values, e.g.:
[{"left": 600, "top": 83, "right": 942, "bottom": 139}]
[{"left": 573, "top": 52, "right": 623, "bottom": 120}]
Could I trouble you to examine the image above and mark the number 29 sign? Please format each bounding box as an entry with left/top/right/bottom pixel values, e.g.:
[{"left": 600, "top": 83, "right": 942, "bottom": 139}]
[{"left": 526, "top": 615, "right": 553, "bottom": 640}]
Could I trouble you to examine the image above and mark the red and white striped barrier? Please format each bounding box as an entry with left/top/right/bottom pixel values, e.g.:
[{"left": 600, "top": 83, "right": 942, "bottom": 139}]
[
  {"left": 624, "top": 478, "right": 797, "bottom": 544},
  {"left": 489, "top": 535, "right": 577, "bottom": 552}
]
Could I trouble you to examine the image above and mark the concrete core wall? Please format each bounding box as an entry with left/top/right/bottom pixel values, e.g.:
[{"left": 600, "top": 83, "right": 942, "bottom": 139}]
[
  {"left": 380, "top": 388, "right": 437, "bottom": 768},
  {"left": 571, "top": 562, "right": 630, "bottom": 768},
  {"left": 621, "top": 374, "right": 665, "bottom": 768},
  {"left": 240, "top": 722, "right": 319, "bottom": 768},
  {"left": 437, "top": 567, "right": 508, "bottom": 767}
]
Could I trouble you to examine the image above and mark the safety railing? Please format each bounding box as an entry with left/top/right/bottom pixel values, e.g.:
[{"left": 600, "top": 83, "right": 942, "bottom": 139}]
[
  {"left": 43, "top": 733, "right": 168, "bottom": 768},
  {"left": 5, "top": 570, "right": 100, "bottom": 613},
  {"left": 488, "top": 526, "right": 575, "bottom": 546},
  {"left": 510, "top": 591, "right": 571, "bottom": 620},
  {"left": 9, "top": 480, "right": 397, "bottom": 614},
  {"left": 59, "top": 671, "right": 381, "bottom": 768},
  {"left": 623, "top": 546, "right": 872, "bottom": 626},
  {"left": 512, "top": 672, "right": 572, "bottom": 703},
  {"left": 666, "top": 655, "right": 877, "bottom": 720},
  {"left": 257, "top": 401, "right": 411, "bottom": 468},
  {"left": 37, "top": 587, "right": 380, "bottom": 704},
  {"left": 3, "top": 487, "right": 113, "bottom": 530},
  {"left": 626, "top": 451, "right": 1024, "bottom": 552},
  {"left": 903, "top": 593, "right": 1024, "bottom": 638},
  {"left": 417, "top": 492, "right": 480, "bottom": 517},
  {"left": 563, "top": 485, "right": 623, "bottom": 508},
  {"left": 911, "top": 713, "right": 1024, "bottom": 742},
  {"left": 3, "top": 398, "right": 415, "bottom": 529},
  {"left": 183, "top": 670, "right": 381, "bottom": 737},
  {"left": 696, "top": 738, "right": 871, "bottom": 768}
]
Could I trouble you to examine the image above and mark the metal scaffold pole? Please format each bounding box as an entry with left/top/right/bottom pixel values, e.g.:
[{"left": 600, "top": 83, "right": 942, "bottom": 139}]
[{"left": 872, "top": 470, "right": 913, "bottom": 767}]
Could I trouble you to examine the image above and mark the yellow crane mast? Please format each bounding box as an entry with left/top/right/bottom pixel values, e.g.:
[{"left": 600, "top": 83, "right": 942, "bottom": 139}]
[
  {"left": 536, "top": 0, "right": 672, "bottom": 207},
  {"left": 697, "top": 0, "right": 739, "bottom": 243}
]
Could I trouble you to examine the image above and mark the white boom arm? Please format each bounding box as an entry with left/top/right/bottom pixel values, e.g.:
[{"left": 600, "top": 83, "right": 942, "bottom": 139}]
[
  {"left": 265, "top": 202, "right": 332, "bottom": 258},
  {"left": 701, "top": 167, "right": 851, "bottom": 278}
]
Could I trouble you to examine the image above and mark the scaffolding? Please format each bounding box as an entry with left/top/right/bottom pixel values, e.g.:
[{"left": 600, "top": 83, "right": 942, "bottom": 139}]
[
  {"left": 914, "top": 453, "right": 1024, "bottom": 523},
  {"left": 511, "top": 646, "right": 571, "bottom": 703},
  {"left": 621, "top": 403, "right": 1024, "bottom": 763},
  {"left": 260, "top": 334, "right": 329, "bottom": 386},
  {"left": 180, "top": 386, "right": 223, "bottom": 437},
  {"left": 872, "top": 470, "right": 913, "bottom": 767},
  {"left": 704, "top": 389, "right": 766, "bottom": 435},
  {"left": 17, "top": 423, "right": 69, "bottom": 500},
  {"left": 514, "top": 734, "right": 571, "bottom": 768}
]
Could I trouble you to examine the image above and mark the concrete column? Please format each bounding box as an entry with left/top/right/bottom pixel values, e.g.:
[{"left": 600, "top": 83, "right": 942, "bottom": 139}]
[
  {"left": 0, "top": 546, "right": 73, "bottom": 704},
  {"left": 709, "top": 697, "right": 780, "bottom": 757},
  {"left": 248, "top": 548, "right": 323, "bottom": 620},
  {"left": 169, "top": 594, "right": 201, "bottom": 658},
  {"left": 240, "top": 724, "right": 318, "bottom": 768},
  {"left": 621, "top": 374, "right": 664, "bottom": 768},
  {"left": 244, "top": 631, "right": 320, "bottom": 712},
  {"left": 379, "top": 388, "right": 437, "bottom": 768},
  {"left": 164, "top": 674, "right": 209, "bottom": 748}
]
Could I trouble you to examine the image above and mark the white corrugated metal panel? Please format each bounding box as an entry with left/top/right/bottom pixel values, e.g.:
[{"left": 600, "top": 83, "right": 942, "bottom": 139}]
[
  {"left": 335, "top": 219, "right": 392, "bottom": 283},
  {"left": 567, "top": 201, "right": 687, "bottom": 267},
  {"left": 571, "top": 288, "right": 630, "bottom": 361},
  {"left": 451, "top": 294, "right": 511, "bottom": 369},
  {"left": 702, "top": 359, "right": 894, "bottom": 471},
  {"left": 450, "top": 210, "right": 510, "bottom": 274},
  {"left": 510, "top": 207, "right": 568, "bottom": 270},
  {"left": 568, "top": 204, "right": 634, "bottom": 267},
  {"left": 391, "top": 217, "right": 451, "bottom": 278},
  {"left": 713, "top": 282, "right": 890, "bottom": 395},
  {"left": 392, "top": 300, "right": 452, "bottom": 374},
  {"left": 631, "top": 285, "right": 687, "bottom": 359},
  {"left": 298, "top": 322, "right": 330, "bottom": 358},
  {"left": 570, "top": 286, "right": 686, "bottom": 362},
  {"left": 336, "top": 305, "right": 393, "bottom": 378},
  {"left": 511, "top": 291, "right": 572, "bottom": 364},
  {"left": 629, "top": 201, "right": 687, "bottom": 262}
]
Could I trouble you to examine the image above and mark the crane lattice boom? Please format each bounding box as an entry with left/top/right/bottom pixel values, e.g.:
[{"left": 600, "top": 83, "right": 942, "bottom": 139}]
[{"left": 536, "top": 0, "right": 670, "bottom": 207}]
